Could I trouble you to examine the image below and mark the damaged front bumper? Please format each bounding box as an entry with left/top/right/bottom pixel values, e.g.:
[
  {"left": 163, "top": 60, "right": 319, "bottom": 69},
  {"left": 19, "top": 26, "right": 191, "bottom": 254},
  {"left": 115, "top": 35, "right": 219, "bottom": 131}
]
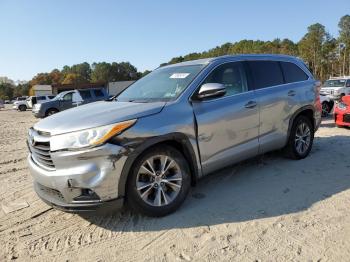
[{"left": 28, "top": 143, "right": 128, "bottom": 212}]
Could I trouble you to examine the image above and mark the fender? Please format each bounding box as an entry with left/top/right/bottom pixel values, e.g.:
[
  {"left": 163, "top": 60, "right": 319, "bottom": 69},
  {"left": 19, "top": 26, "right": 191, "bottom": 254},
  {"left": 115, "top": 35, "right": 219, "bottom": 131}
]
[{"left": 115, "top": 132, "right": 200, "bottom": 197}]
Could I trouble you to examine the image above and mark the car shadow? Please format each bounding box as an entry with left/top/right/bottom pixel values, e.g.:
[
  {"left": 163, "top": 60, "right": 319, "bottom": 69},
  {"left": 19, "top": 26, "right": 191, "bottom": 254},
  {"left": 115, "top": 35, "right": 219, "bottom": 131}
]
[{"left": 81, "top": 135, "right": 350, "bottom": 232}]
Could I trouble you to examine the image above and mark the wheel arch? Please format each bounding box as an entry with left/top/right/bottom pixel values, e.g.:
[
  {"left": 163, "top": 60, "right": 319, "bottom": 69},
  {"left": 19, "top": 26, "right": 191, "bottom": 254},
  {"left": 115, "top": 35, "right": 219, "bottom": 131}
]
[
  {"left": 286, "top": 106, "right": 315, "bottom": 143},
  {"left": 117, "top": 133, "right": 200, "bottom": 198},
  {"left": 45, "top": 107, "right": 59, "bottom": 115}
]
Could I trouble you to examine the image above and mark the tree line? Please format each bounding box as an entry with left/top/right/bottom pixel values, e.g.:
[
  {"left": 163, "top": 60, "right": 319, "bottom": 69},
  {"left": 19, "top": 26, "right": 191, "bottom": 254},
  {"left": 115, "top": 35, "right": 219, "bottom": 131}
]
[
  {"left": 162, "top": 15, "right": 350, "bottom": 81},
  {"left": 1, "top": 14, "right": 349, "bottom": 100},
  {"left": 30, "top": 61, "right": 145, "bottom": 86}
]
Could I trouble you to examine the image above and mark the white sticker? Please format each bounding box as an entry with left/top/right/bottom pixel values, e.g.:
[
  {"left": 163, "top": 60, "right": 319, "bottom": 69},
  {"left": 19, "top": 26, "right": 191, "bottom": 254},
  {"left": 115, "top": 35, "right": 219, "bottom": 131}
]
[{"left": 170, "top": 73, "right": 190, "bottom": 79}]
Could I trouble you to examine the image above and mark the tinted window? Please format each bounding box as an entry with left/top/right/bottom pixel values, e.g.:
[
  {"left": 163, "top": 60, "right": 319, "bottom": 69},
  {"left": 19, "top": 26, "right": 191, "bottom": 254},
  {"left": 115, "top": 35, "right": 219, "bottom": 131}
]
[
  {"left": 248, "top": 61, "right": 284, "bottom": 89},
  {"left": 36, "top": 96, "right": 45, "bottom": 101},
  {"left": 48, "top": 96, "right": 55, "bottom": 99},
  {"left": 93, "top": 89, "right": 104, "bottom": 97},
  {"left": 346, "top": 80, "right": 350, "bottom": 87},
  {"left": 202, "top": 62, "right": 248, "bottom": 96},
  {"left": 280, "top": 62, "right": 308, "bottom": 83},
  {"left": 79, "top": 90, "right": 92, "bottom": 100}
]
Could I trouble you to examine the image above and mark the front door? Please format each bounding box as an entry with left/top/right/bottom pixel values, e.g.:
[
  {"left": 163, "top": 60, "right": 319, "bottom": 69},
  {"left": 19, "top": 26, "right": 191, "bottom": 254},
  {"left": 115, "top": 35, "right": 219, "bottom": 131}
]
[
  {"left": 59, "top": 92, "right": 74, "bottom": 110},
  {"left": 192, "top": 61, "right": 259, "bottom": 175}
]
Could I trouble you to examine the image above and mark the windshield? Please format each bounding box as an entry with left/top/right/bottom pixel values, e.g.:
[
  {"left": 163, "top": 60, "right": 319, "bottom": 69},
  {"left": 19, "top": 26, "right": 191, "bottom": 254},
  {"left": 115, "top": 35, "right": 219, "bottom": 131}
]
[
  {"left": 52, "top": 92, "right": 66, "bottom": 100},
  {"left": 323, "top": 79, "right": 346, "bottom": 87},
  {"left": 118, "top": 64, "right": 205, "bottom": 102}
]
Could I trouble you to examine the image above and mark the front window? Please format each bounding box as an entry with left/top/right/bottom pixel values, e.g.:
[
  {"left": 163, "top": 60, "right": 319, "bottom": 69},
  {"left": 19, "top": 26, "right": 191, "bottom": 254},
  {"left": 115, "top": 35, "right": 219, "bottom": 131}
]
[
  {"left": 118, "top": 64, "right": 205, "bottom": 102},
  {"left": 323, "top": 79, "right": 346, "bottom": 87}
]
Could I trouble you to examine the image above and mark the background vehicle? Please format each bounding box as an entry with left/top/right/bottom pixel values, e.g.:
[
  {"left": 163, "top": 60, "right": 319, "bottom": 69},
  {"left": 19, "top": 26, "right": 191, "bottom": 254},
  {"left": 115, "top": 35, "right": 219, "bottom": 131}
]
[
  {"left": 28, "top": 55, "right": 321, "bottom": 217},
  {"left": 33, "top": 88, "right": 108, "bottom": 118},
  {"left": 334, "top": 95, "right": 350, "bottom": 127},
  {"left": 320, "top": 76, "right": 350, "bottom": 100},
  {"left": 13, "top": 95, "right": 54, "bottom": 111},
  {"left": 320, "top": 94, "right": 334, "bottom": 116}
]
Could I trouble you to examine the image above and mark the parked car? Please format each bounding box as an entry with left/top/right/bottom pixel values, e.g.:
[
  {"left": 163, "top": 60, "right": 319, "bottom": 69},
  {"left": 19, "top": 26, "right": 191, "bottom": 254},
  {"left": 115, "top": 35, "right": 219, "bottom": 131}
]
[
  {"left": 0, "top": 99, "right": 4, "bottom": 109},
  {"left": 334, "top": 95, "right": 350, "bottom": 127},
  {"left": 320, "top": 94, "right": 334, "bottom": 116},
  {"left": 32, "top": 88, "right": 108, "bottom": 118},
  {"left": 27, "top": 54, "right": 321, "bottom": 217},
  {"left": 320, "top": 76, "right": 350, "bottom": 100},
  {"left": 13, "top": 95, "right": 55, "bottom": 111}
]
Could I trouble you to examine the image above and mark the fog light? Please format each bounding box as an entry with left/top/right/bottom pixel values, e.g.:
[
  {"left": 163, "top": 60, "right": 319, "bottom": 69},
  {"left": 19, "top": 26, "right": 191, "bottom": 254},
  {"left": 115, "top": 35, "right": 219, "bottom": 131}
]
[{"left": 73, "top": 188, "right": 100, "bottom": 201}]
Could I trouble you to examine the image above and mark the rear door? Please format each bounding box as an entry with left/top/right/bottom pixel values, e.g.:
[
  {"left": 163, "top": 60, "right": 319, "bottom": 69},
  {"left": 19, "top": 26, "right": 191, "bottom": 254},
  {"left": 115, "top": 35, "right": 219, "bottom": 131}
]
[
  {"left": 192, "top": 61, "right": 259, "bottom": 175},
  {"left": 247, "top": 60, "right": 309, "bottom": 153}
]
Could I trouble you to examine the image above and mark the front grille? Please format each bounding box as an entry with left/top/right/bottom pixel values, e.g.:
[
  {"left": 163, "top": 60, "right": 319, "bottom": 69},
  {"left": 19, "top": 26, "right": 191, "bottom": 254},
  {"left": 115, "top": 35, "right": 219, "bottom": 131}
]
[
  {"left": 344, "top": 114, "right": 350, "bottom": 123},
  {"left": 28, "top": 131, "right": 55, "bottom": 170}
]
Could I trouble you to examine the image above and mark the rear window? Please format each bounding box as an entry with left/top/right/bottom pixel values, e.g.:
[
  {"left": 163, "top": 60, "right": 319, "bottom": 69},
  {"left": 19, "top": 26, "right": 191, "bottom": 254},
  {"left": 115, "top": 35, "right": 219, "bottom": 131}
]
[
  {"left": 79, "top": 90, "right": 92, "bottom": 100},
  {"left": 93, "top": 89, "right": 104, "bottom": 97},
  {"left": 280, "top": 62, "right": 308, "bottom": 83},
  {"left": 248, "top": 61, "right": 284, "bottom": 89}
]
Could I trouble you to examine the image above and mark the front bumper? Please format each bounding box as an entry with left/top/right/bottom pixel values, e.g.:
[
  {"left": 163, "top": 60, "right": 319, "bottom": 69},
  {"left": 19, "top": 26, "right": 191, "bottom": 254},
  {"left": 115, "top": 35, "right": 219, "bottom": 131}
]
[
  {"left": 334, "top": 109, "right": 350, "bottom": 127},
  {"left": 32, "top": 109, "right": 45, "bottom": 118},
  {"left": 28, "top": 143, "right": 129, "bottom": 212}
]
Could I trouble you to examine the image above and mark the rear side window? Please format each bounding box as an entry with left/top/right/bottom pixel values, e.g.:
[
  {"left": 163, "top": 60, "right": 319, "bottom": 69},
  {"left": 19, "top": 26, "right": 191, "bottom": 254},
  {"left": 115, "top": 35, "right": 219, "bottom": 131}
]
[
  {"left": 248, "top": 61, "right": 284, "bottom": 89},
  {"left": 48, "top": 96, "right": 55, "bottom": 99},
  {"left": 36, "top": 96, "right": 45, "bottom": 101},
  {"left": 79, "top": 90, "right": 92, "bottom": 100},
  {"left": 280, "top": 62, "right": 308, "bottom": 83},
  {"left": 93, "top": 89, "right": 104, "bottom": 97}
]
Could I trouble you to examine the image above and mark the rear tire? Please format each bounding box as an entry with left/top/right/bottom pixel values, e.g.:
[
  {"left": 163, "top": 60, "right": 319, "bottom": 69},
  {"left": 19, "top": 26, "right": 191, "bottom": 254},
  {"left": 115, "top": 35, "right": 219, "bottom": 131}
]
[
  {"left": 284, "top": 115, "right": 314, "bottom": 160},
  {"left": 18, "top": 105, "right": 27, "bottom": 111},
  {"left": 126, "top": 145, "right": 191, "bottom": 217}
]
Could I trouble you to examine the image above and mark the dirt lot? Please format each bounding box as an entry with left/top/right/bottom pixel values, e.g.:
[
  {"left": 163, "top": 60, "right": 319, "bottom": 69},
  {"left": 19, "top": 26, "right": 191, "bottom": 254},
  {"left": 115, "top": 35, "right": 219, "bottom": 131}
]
[{"left": 1, "top": 105, "right": 350, "bottom": 261}]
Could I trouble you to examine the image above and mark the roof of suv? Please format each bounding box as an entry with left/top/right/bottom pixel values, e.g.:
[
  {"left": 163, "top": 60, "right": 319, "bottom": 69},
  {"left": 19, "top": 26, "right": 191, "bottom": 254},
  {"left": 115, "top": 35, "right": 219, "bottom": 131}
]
[{"left": 163, "top": 54, "right": 304, "bottom": 68}]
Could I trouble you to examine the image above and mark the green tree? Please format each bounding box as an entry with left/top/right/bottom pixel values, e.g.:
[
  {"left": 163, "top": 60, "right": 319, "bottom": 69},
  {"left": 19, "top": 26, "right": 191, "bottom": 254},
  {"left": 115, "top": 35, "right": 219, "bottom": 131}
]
[
  {"left": 297, "top": 23, "right": 328, "bottom": 78},
  {"left": 0, "top": 83, "right": 14, "bottom": 100},
  {"left": 338, "top": 15, "right": 350, "bottom": 75}
]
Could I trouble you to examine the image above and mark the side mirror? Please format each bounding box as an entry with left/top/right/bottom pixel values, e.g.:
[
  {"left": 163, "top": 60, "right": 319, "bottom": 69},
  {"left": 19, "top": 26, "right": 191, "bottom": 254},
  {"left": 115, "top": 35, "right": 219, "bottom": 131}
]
[{"left": 197, "top": 83, "right": 226, "bottom": 99}]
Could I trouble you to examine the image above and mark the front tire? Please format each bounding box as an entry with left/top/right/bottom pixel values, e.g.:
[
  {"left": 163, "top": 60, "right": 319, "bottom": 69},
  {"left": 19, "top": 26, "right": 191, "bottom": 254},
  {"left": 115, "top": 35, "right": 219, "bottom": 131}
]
[
  {"left": 322, "top": 102, "right": 330, "bottom": 117},
  {"left": 284, "top": 115, "right": 314, "bottom": 160},
  {"left": 18, "top": 105, "right": 27, "bottom": 111},
  {"left": 45, "top": 108, "right": 59, "bottom": 117},
  {"left": 126, "top": 145, "right": 191, "bottom": 217}
]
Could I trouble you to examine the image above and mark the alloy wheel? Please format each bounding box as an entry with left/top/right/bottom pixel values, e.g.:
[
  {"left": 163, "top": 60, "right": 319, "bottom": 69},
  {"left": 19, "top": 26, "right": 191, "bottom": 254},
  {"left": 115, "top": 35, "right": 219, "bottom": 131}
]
[
  {"left": 294, "top": 122, "right": 311, "bottom": 155},
  {"left": 136, "top": 155, "right": 183, "bottom": 207}
]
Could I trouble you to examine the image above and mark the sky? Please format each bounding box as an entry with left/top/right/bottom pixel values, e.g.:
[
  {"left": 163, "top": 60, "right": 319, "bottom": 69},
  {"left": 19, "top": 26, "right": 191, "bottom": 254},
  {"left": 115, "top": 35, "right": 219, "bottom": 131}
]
[{"left": 0, "top": 0, "right": 349, "bottom": 81}]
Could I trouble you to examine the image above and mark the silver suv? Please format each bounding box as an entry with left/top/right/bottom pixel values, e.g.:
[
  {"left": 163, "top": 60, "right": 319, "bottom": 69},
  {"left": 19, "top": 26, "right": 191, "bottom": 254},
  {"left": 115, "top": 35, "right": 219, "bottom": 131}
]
[{"left": 27, "top": 55, "right": 322, "bottom": 216}]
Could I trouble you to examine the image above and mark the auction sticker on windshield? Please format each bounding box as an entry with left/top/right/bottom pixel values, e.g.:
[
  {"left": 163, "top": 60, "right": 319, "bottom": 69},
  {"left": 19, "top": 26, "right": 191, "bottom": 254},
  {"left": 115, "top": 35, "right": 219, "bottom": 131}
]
[{"left": 170, "top": 73, "right": 190, "bottom": 79}]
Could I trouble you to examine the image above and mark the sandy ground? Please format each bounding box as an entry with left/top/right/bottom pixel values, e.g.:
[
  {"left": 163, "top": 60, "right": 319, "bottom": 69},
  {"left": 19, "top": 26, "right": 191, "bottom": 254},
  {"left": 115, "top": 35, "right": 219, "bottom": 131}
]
[{"left": 1, "top": 104, "right": 350, "bottom": 262}]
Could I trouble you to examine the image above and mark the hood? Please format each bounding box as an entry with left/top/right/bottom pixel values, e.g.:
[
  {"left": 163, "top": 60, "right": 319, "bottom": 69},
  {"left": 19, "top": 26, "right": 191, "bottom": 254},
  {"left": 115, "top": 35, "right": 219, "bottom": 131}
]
[{"left": 34, "top": 101, "right": 166, "bottom": 135}]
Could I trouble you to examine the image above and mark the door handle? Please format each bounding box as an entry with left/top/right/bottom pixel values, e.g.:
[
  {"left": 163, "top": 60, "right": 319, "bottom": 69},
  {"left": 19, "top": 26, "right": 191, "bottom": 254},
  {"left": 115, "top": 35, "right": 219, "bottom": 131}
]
[
  {"left": 288, "top": 90, "right": 296, "bottom": 96},
  {"left": 245, "top": 101, "right": 257, "bottom": 108}
]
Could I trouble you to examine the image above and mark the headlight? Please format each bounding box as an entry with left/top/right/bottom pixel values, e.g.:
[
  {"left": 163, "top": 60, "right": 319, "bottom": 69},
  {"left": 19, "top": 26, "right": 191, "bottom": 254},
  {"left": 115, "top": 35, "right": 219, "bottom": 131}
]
[
  {"left": 50, "top": 119, "right": 136, "bottom": 151},
  {"left": 337, "top": 102, "right": 348, "bottom": 111},
  {"left": 34, "top": 104, "right": 41, "bottom": 109}
]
